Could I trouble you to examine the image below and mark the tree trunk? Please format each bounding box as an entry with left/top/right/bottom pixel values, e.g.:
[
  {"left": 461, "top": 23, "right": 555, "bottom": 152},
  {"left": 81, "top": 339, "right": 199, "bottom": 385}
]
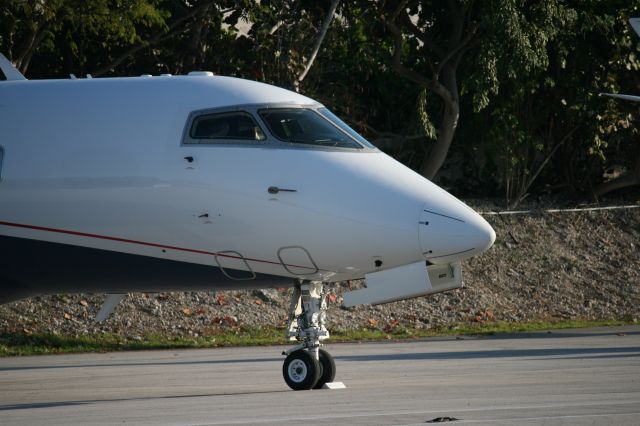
[
  {"left": 382, "top": 1, "right": 476, "bottom": 181},
  {"left": 419, "top": 64, "right": 459, "bottom": 180},
  {"left": 13, "top": 20, "right": 48, "bottom": 74},
  {"left": 293, "top": 0, "right": 340, "bottom": 92},
  {"left": 419, "top": 96, "right": 459, "bottom": 179},
  {"left": 17, "top": 27, "right": 49, "bottom": 75}
]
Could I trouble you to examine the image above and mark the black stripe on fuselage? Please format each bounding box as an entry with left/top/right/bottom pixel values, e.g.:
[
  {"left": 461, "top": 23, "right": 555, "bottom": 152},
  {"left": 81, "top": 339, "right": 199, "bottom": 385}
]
[{"left": 0, "top": 235, "right": 292, "bottom": 304}]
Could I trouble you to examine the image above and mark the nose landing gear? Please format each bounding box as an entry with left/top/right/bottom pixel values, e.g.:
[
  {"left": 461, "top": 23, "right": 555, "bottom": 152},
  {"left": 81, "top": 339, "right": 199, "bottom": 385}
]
[
  {"left": 283, "top": 350, "right": 321, "bottom": 390},
  {"left": 282, "top": 281, "right": 336, "bottom": 390}
]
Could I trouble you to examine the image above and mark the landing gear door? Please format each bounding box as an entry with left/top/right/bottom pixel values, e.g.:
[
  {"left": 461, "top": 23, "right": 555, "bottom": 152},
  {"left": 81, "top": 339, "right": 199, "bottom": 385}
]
[
  {"left": 342, "top": 260, "right": 462, "bottom": 307},
  {"left": 427, "top": 262, "right": 463, "bottom": 293}
]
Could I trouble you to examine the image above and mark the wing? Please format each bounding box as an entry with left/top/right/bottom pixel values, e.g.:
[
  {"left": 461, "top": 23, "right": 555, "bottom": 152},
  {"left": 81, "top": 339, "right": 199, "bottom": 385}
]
[
  {"left": 600, "top": 93, "right": 640, "bottom": 103},
  {"left": 0, "top": 53, "right": 27, "bottom": 81},
  {"left": 630, "top": 17, "right": 640, "bottom": 38}
]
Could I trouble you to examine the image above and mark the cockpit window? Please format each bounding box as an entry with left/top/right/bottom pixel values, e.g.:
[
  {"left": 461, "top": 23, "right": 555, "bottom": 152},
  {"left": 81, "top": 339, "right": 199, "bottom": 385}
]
[
  {"left": 258, "top": 108, "right": 364, "bottom": 149},
  {"left": 317, "top": 108, "right": 375, "bottom": 149},
  {"left": 188, "top": 111, "right": 266, "bottom": 142}
]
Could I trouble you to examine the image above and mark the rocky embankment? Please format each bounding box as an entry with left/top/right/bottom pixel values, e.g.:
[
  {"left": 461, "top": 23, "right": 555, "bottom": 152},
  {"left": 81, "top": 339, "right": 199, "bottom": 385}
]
[{"left": 1, "top": 202, "right": 639, "bottom": 339}]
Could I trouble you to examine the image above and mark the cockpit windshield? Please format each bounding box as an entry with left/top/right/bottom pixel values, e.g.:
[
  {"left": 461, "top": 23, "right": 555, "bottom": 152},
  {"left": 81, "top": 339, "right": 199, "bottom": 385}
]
[
  {"left": 317, "top": 108, "right": 376, "bottom": 149},
  {"left": 258, "top": 108, "right": 373, "bottom": 149}
]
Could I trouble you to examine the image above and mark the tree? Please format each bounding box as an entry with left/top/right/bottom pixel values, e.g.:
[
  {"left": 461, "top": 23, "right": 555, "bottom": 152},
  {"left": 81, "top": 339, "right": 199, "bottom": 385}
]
[
  {"left": 464, "top": 0, "right": 640, "bottom": 204},
  {"left": 464, "top": 1, "right": 581, "bottom": 206},
  {"left": 381, "top": 0, "right": 480, "bottom": 180},
  {"left": 243, "top": 0, "right": 346, "bottom": 90},
  {"left": 292, "top": 0, "right": 340, "bottom": 92},
  {"left": 1, "top": 0, "right": 637, "bottom": 201},
  {"left": 0, "top": 0, "right": 168, "bottom": 77}
]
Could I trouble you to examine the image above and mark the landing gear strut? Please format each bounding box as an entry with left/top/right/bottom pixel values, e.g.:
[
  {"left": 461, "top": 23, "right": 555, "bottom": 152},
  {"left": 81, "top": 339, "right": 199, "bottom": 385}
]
[{"left": 282, "top": 281, "right": 336, "bottom": 390}]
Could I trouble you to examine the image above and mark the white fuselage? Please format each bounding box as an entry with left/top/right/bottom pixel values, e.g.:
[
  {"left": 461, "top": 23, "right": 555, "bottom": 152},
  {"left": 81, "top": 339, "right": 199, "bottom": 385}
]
[{"left": 0, "top": 74, "right": 495, "bottom": 301}]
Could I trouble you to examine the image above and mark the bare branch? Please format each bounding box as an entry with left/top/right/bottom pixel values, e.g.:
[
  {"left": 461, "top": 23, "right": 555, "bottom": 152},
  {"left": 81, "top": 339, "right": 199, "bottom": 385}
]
[
  {"left": 360, "top": 122, "right": 425, "bottom": 140},
  {"left": 390, "top": 0, "right": 409, "bottom": 21},
  {"left": 436, "top": 23, "right": 478, "bottom": 73},
  {"left": 398, "top": 12, "right": 444, "bottom": 59},
  {"left": 13, "top": 18, "right": 49, "bottom": 73},
  {"left": 385, "top": 14, "right": 455, "bottom": 104},
  {"left": 447, "top": 0, "right": 464, "bottom": 52},
  {"left": 179, "top": 3, "right": 213, "bottom": 72},
  {"left": 17, "top": 24, "right": 49, "bottom": 74},
  {"left": 513, "top": 125, "right": 580, "bottom": 208},
  {"left": 384, "top": 16, "right": 429, "bottom": 86},
  {"left": 91, "top": 1, "right": 217, "bottom": 77},
  {"left": 293, "top": 0, "right": 340, "bottom": 91},
  {"left": 452, "top": 36, "right": 480, "bottom": 69}
]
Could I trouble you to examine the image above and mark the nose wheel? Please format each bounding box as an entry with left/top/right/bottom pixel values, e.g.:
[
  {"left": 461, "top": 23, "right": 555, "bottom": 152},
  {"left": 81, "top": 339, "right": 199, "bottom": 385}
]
[
  {"left": 283, "top": 350, "right": 321, "bottom": 390},
  {"left": 282, "top": 281, "right": 337, "bottom": 390},
  {"left": 282, "top": 348, "right": 336, "bottom": 390}
]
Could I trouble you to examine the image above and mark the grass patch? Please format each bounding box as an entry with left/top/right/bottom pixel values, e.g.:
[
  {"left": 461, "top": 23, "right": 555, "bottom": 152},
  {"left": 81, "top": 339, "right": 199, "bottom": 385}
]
[{"left": 0, "top": 319, "right": 634, "bottom": 357}]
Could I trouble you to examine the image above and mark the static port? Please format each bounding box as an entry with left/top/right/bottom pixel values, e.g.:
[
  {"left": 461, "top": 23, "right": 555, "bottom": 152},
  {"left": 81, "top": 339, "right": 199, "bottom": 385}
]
[{"left": 374, "top": 260, "right": 383, "bottom": 268}]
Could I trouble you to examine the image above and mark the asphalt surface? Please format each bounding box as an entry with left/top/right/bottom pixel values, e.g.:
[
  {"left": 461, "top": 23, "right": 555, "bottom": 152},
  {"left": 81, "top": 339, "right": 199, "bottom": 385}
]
[{"left": 1, "top": 326, "right": 639, "bottom": 425}]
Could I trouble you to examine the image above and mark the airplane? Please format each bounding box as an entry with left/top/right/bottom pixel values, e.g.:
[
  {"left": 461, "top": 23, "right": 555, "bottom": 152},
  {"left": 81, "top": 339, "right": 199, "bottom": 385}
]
[
  {"left": 601, "top": 18, "right": 640, "bottom": 104},
  {"left": 0, "top": 53, "right": 495, "bottom": 390}
]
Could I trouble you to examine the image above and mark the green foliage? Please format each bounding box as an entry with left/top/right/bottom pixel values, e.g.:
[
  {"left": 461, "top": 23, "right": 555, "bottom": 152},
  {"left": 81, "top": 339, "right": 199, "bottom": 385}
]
[
  {"left": 458, "top": 0, "right": 640, "bottom": 202},
  {"left": 0, "top": 0, "right": 168, "bottom": 76},
  {"left": 0, "top": 0, "right": 638, "bottom": 199},
  {"left": 1, "top": 319, "right": 632, "bottom": 357},
  {"left": 418, "top": 89, "right": 438, "bottom": 140}
]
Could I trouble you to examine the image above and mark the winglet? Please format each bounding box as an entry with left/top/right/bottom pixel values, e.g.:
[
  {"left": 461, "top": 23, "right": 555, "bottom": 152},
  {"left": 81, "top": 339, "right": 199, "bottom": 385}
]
[
  {"left": 597, "top": 19, "right": 640, "bottom": 103},
  {"left": 630, "top": 18, "right": 640, "bottom": 38},
  {"left": 0, "top": 53, "right": 27, "bottom": 81}
]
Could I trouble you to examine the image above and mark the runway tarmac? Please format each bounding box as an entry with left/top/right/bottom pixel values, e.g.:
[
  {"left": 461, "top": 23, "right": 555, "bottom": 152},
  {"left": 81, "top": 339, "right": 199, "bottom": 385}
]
[{"left": 1, "top": 326, "right": 639, "bottom": 425}]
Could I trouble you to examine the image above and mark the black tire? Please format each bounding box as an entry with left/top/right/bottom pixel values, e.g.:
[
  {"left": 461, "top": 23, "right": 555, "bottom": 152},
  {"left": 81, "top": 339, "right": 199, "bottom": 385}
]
[
  {"left": 313, "top": 348, "right": 336, "bottom": 389},
  {"left": 283, "top": 350, "right": 321, "bottom": 390}
]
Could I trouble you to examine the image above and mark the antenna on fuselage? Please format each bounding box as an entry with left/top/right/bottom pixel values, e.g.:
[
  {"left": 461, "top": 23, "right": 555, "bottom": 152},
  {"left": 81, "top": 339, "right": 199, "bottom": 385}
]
[{"left": 0, "top": 53, "right": 27, "bottom": 81}]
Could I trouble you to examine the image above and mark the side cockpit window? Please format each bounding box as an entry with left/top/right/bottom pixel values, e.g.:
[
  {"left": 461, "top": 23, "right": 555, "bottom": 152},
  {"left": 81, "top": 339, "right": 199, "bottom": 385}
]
[{"left": 186, "top": 111, "right": 266, "bottom": 144}]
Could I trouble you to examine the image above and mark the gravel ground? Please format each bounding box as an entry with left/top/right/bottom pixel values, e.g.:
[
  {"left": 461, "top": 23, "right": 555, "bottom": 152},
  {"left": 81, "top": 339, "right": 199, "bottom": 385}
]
[{"left": 1, "top": 201, "right": 639, "bottom": 339}]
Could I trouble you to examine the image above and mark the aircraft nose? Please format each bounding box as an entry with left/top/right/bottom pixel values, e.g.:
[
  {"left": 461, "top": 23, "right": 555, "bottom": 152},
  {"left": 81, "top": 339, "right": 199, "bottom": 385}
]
[{"left": 418, "top": 201, "right": 495, "bottom": 264}]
